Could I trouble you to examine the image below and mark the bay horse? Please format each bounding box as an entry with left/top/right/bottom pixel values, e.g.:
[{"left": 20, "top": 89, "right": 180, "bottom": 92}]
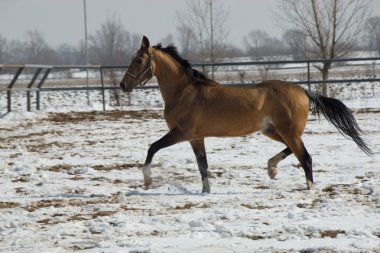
[{"left": 120, "top": 36, "right": 372, "bottom": 193}]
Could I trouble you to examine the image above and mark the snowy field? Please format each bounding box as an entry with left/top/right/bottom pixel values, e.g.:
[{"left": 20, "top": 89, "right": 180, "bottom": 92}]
[{"left": 0, "top": 86, "right": 380, "bottom": 252}]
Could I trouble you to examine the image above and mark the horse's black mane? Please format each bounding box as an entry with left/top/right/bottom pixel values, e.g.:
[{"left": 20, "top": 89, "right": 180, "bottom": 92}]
[{"left": 153, "top": 43, "right": 212, "bottom": 85}]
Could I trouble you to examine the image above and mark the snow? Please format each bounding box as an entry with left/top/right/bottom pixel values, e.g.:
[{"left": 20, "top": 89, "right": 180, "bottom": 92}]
[{"left": 1, "top": 84, "right": 380, "bottom": 252}]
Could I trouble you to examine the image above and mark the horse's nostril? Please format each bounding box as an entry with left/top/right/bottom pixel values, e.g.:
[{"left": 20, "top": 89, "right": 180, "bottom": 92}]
[{"left": 120, "top": 82, "right": 125, "bottom": 89}]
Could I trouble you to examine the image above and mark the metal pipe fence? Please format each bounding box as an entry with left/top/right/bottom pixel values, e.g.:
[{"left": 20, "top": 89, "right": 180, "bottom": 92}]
[{"left": 1, "top": 57, "right": 379, "bottom": 113}]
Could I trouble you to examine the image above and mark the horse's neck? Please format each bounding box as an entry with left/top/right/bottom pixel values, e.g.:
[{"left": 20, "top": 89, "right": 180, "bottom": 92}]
[{"left": 152, "top": 50, "right": 189, "bottom": 105}]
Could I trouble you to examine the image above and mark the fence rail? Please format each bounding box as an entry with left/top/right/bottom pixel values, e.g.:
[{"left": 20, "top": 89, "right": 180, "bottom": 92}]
[{"left": 1, "top": 57, "right": 379, "bottom": 113}]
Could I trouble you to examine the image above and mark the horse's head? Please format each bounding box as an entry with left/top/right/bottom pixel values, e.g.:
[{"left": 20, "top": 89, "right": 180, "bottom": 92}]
[{"left": 120, "top": 36, "right": 154, "bottom": 92}]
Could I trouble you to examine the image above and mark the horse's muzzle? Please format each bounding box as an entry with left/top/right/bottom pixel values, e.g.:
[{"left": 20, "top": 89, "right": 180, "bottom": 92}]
[
  {"left": 120, "top": 82, "right": 131, "bottom": 92},
  {"left": 120, "top": 82, "right": 126, "bottom": 90}
]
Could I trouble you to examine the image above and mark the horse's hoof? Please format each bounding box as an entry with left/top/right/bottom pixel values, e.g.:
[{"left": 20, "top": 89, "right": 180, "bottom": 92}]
[
  {"left": 201, "top": 188, "right": 210, "bottom": 194},
  {"left": 144, "top": 178, "right": 153, "bottom": 189},
  {"left": 268, "top": 167, "right": 278, "bottom": 179}
]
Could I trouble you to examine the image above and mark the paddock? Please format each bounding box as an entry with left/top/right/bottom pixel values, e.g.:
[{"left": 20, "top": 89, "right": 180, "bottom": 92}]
[{"left": 0, "top": 93, "right": 379, "bottom": 252}]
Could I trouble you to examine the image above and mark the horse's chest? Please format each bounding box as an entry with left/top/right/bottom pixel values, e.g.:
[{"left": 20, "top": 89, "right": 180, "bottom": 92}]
[{"left": 164, "top": 106, "right": 194, "bottom": 130}]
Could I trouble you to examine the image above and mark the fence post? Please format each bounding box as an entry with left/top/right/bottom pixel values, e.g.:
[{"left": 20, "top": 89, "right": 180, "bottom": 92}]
[
  {"left": 100, "top": 67, "right": 106, "bottom": 112},
  {"left": 27, "top": 68, "right": 42, "bottom": 112},
  {"left": 7, "top": 66, "right": 24, "bottom": 113},
  {"left": 36, "top": 68, "right": 51, "bottom": 110}
]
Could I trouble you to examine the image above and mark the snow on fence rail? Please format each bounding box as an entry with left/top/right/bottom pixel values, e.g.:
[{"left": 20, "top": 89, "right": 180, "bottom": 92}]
[{"left": 1, "top": 57, "right": 380, "bottom": 113}]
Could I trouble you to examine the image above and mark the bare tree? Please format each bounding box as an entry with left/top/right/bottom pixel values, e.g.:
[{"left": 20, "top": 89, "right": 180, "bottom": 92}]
[
  {"left": 365, "top": 16, "right": 380, "bottom": 55},
  {"left": 278, "top": 0, "right": 372, "bottom": 95},
  {"left": 55, "top": 43, "right": 81, "bottom": 65},
  {"left": 224, "top": 43, "right": 245, "bottom": 58},
  {"left": 89, "top": 16, "right": 130, "bottom": 65},
  {"left": 282, "top": 29, "right": 307, "bottom": 60},
  {"left": 244, "top": 30, "right": 286, "bottom": 60},
  {"left": 0, "top": 34, "right": 7, "bottom": 63},
  {"left": 89, "top": 16, "right": 141, "bottom": 65},
  {"left": 160, "top": 34, "right": 175, "bottom": 46},
  {"left": 23, "top": 29, "right": 56, "bottom": 64},
  {"left": 176, "top": 25, "right": 197, "bottom": 61},
  {"left": 89, "top": 16, "right": 141, "bottom": 105},
  {"left": 177, "top": 0, "right": 229, "bottom": 78},
  {"left": 244, "top": 30, "right": 270, "bottom": 61}
]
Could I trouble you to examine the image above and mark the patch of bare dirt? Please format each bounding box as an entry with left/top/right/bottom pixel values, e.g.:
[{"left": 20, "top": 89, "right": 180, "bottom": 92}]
[
  {"left": 25, "top": 141, "right": 73, "bottom": 153},
  {"left": 47, "top": 164, "right": 72, "bottom": 172},
  {"left": 244, "top": 234, "right": 266, "bottom": 240},
  {"left": 24, "top": 193, "right": 123, "bottom": 212},
  {"left": 15, "top": 187, "right": 28, "bottom": 194},
  {"left": 241, "top": 203, "right": 272, "bottom": 210},
  {"left": 2, "top": 131, "right": 61, "bottom": 141},
  {"left": 296, "top": 198, "right": 322, "bottom": 209},
  {"left": 37, "top": 218, "right": 63, "bottom": 225},
  {"left": 174, "top": 203, "right": 205, "bottom": 210},
  {"left": 0, "top": 202, "right": 20, "bottom": 209},
  {"left": 11, "top": 176, "right": 30, "bottom": 183},
  {"left": 322, "top": 184, "right": 370, "bottom": 197},
  {"left": 46, "top": 109, "right": 163, "bottom": 123},
  {"left": 120, "top": 202, "right": 210, "bottom": 213},
  {"left": 67, "top": 211, "right": 118, "bottom": 222},
  {"left": 92, "top": 210, "right": 118, "bottom": 218},
  {"left": 92, "top": 163, "right": 142, "bottom": 171},
  {"left": 320, "top": 229, "right": 346, "bottom": 238}
]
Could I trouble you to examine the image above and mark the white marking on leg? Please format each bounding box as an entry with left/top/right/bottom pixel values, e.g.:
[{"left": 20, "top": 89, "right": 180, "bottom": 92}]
[
  {"left": 202, "top": 178, "right": 210, "bottom": 193},
  {"left": 267, "top": 151, "right": 284, "bottom": 180},
  {"left": 306, "top": 179, "right": 313, "bottom": 190},
  {"left": 267, "top": 166, "right": 278, "bottom": 180},
  {"left": 143, "top": 164, "right": 152, "bottom": 187}
]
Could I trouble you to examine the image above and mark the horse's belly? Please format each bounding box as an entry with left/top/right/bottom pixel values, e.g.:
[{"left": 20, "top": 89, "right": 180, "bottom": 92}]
[{"left": 197, "top": 112, "right": 264, "bottom": 137}]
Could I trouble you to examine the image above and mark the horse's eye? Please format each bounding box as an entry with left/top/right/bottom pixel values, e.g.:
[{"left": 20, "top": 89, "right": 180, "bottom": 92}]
[{"left": 136, "top": 58, "right": 143, "bottom": 64}]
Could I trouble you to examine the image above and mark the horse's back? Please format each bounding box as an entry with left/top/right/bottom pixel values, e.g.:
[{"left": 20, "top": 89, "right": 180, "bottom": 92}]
[
  {"left": 257, "top": 80, "right": 306, "bottom": 96},
  {"left": 192, "top": 80, "right": 309, "bottom": 137}
]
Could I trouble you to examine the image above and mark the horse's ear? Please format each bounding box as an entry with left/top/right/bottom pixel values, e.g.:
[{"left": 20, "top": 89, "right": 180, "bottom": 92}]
[{"left": 141, "top": 36, "right": 150, "bottom": 50}]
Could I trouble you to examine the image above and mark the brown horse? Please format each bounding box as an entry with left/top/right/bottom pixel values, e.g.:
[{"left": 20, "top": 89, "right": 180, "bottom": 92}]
[{"left": 120, "top": 36, "right": 372, "bottom": 193}]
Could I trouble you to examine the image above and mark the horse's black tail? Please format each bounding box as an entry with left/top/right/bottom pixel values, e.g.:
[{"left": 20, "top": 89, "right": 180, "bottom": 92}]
[{"left": 305, "top": 90, "right": 372, "bottom": 156}]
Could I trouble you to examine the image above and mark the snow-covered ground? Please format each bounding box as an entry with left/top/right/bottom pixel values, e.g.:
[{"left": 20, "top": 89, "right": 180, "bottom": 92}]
[{"left": 0, "top": 85, "right": 379, "bottom": 252}]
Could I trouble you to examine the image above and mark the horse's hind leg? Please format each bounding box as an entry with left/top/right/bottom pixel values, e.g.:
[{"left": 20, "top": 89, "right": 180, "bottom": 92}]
[
  {"left": 267, "top": 147, "right": 292, "bottom": 179},
  {"left": 262, "top": 128, "right": 292, "bottom": 179},
  {"left": 190, "top": 139, "right": 210, "bottom": 193},
  {"left": 282, "top": 135, "right": 313, "bottom": 190}
]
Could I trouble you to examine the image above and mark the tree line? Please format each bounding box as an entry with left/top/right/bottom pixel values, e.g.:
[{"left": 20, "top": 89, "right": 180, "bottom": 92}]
[
  {"left": 0, "top": 0, "right": 379, "bottom": 68},
  {"left": 0, "top": 18, "right": 142, "bottom": 66}
]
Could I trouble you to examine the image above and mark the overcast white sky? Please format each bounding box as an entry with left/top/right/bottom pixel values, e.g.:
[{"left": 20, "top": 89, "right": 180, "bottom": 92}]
[{"left": 1, "top": 0, "right": 380, "bottom": 49}]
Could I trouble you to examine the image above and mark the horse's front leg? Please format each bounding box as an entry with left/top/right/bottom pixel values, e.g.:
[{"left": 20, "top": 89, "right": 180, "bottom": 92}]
[
  {"left": 143, "top": 127, "right": 186, "bottom": 188},
  {"left": 190, "top": 139, "right": 210, "bottom": 193}
]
